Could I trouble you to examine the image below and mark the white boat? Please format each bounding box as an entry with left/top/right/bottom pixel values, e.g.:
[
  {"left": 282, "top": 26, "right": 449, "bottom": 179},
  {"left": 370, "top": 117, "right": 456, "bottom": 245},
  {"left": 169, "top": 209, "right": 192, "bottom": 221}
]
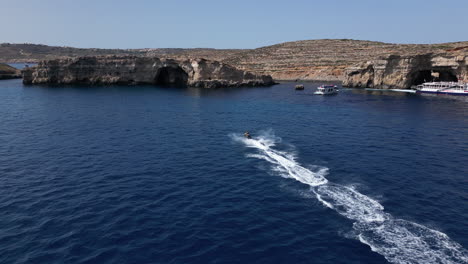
[
  {"left": 314, "top": 85, "right": 338, "bottom": 95},
  {"left": 416, "top": 82, "right": 468, "bottom": 96}
]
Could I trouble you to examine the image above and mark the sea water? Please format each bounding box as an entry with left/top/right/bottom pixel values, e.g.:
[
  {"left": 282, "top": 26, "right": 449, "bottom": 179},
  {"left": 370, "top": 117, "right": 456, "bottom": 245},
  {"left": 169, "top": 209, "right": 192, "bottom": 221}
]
[{"left": 0, "top": 79, "right": 466, "bottom": 264}]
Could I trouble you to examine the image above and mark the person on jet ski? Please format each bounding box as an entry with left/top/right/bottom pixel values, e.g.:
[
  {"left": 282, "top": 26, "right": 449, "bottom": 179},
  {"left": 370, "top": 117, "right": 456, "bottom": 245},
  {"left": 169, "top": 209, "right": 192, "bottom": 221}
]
[{"left": 244, "top": 131, "right": 251, "bottom": 139}]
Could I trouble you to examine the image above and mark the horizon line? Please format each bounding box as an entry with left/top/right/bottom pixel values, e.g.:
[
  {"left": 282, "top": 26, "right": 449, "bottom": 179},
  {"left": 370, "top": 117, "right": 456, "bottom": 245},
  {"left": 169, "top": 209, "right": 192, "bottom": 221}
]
[{"left": 2, "top": 38, "right": 468, "bottom": 51}]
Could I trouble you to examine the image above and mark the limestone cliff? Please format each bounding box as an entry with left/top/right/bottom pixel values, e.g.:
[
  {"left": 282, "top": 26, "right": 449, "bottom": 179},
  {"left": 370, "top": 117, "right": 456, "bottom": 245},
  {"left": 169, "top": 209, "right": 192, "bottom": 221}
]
[
  {"left": 22, "top": 56, "right": 274, "bottom": 88},
  {"left": 6, "top": 40, "right": 468, "bottom": 82},
  {"left": 0, "top": 63, "right": 21, "bottom": 80},
  {"left": 343, "top": 53, "right": 467, "bottom": 89},
  {"left": 222, "top": 40, "right": 468, "bottom": 81}
]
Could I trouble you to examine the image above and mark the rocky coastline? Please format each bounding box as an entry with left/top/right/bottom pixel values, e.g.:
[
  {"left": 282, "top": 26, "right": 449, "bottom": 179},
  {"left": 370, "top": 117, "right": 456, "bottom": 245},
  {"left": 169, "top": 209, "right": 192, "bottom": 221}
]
[
  {"left": 222, "top": 40, "right": 468, "bottom": 83},
  {"left": 343, "top": 53, "right": 467, "bottom": 89},
  {"left": 22, "top": 56, "right": 275, "bottom": 88},
  {"left": 0, "top": 63, "right": 21, "bottom": 80},
  {"left": 7, "top": 40, "right": 468, "bottom": 89}
]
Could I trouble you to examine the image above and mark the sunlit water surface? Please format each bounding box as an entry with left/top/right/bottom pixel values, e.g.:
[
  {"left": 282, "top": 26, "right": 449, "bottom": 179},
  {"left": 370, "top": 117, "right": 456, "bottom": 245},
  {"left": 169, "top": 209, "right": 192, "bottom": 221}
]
[{"left": 0, "top": 78, "right": 467, "bottom": 264}]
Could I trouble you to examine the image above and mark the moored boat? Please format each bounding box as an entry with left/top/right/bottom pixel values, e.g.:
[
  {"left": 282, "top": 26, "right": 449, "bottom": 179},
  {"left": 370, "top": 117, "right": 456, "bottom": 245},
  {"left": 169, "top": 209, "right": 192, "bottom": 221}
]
[
  {"left": 314, "top": 85, "right": 338, "bottom": 95},
  {"left": 415, "top": 82, "right": 468, "bottom": 96}
]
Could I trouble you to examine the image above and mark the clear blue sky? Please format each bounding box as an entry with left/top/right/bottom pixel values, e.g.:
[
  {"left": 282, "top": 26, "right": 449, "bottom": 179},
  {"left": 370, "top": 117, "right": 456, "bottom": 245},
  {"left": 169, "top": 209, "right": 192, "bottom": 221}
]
[{"left": 1, "top": 0, "right": 467, "bottom": 49}]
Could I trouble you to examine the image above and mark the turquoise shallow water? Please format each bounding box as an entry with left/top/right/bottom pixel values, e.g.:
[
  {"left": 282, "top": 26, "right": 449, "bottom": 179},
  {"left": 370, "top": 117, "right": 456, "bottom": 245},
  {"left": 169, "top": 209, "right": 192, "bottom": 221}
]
[{"left": 0, "top": 78, "right": 467, "bottom": 264}]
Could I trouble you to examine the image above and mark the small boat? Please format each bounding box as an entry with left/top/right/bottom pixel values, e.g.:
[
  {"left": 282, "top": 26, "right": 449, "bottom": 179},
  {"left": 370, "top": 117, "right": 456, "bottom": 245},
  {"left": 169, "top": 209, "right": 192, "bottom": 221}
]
[
  {"left": 295, "top": 84, "right": 305, "bottom": 90},
  {"left": 314, "top": 85, "right": 338, "bottom": 95},
  {"left": 415, "top": 82, "right": 468, "bottom": 96}
]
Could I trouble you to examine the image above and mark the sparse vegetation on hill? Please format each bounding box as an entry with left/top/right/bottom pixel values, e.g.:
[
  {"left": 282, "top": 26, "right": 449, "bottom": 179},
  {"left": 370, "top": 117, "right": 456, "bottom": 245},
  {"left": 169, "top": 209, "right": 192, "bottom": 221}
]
[
  {"left": 0, "top": 63, "right": 17, "bottom": 73},
  {"left": 0, "top": 43, "right": 244, "bottom": 63},
  {"left": 0, "top": 63, "right": 21, "bottom": 79},
  {"left": 0, "top": 43, "right": 143, "bottom": 62},
  {"left": 222, "top": 39, "right": 468, "bottom": 80},
  {"left": 1, "top": 40, "right": 467, "bottom": 81}
]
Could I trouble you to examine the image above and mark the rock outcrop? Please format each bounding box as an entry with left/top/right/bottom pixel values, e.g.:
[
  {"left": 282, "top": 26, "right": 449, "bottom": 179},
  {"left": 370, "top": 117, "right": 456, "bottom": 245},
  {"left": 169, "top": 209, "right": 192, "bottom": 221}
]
[
  {"left": 5, "top": 40, "right": 468, "bottom": 82},
  {"left": 343, "top": 53, "right": 468, "bottom": 89},
  {"left": 222, "top": 40, "right": 468, "bottom": 81},
  {"left": 22, "top": 56, "right": 275, "bottom": 88},
  {"left": 0, "top": 63, "right": 21, "bottom": 80}
]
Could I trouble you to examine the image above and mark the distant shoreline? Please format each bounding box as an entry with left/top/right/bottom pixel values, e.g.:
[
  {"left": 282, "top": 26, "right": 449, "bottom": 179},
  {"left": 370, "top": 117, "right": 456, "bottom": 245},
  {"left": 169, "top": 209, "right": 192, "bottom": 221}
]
[{"left": 2, "top": 39, "right": 466, "bottom": 89}]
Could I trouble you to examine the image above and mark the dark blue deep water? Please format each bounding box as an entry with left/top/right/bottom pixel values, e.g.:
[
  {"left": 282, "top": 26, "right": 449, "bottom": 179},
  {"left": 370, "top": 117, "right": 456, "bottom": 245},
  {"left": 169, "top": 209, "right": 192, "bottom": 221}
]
[{"left": 0, "top": 78, "right": 467, "bottom": 264}]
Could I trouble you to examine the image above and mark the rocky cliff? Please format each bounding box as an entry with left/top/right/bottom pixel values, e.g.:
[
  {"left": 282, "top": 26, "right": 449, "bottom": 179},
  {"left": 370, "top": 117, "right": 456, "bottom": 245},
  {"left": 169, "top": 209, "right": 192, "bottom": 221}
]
[
  {"left": 6, "top": 40, "right": 468, "bottom": 83},
  {"left": 343, "top": 52, "right": 468, "bottom": 89},
  {"left": 222, "top": 40, "right": 468, "bottom": 81},
  {"left": 0, "top": 63, "right": 21, "bottom": 80},
  {"left": 22, "top": 56, "right": 274, "bottom": 88}
]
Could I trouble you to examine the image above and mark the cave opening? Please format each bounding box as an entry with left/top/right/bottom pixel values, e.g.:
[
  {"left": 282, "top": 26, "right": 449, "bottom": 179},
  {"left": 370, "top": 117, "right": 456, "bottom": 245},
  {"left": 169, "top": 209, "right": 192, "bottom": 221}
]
[
  {"left": 437, "top": 70, "right": 458, "bottom": 82},
  {"left": 154, "top": 67, "right": 188, "bottom": 87},
  {"left": 409, "top": 69, "right": 458, "bottom": 86}
]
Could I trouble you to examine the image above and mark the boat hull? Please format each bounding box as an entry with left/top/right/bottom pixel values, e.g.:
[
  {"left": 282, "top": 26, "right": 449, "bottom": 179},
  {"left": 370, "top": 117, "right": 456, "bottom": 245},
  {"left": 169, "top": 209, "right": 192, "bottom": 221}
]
[
  {"left": 314, "top": 92, "right": 338, "bottom": 95},
  {"left": 416, "top": 90, "right": 468, "bottom": 96}
]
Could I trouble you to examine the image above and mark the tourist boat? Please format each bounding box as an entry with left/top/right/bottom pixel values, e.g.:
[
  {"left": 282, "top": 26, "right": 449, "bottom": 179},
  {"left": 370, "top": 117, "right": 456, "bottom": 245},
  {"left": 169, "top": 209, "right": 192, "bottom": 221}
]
[
  {"left": 314, "top": 85, "right": 338, "bottom": 95},
  {"left": 415, "top": 82, "right": 468, "bottom": 96}
]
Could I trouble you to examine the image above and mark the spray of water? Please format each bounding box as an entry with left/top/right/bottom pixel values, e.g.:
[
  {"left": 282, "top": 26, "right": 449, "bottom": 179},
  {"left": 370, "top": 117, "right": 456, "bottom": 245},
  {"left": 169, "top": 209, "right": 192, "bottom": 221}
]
[{"left": 231, "top": 131, "right": 467, "bottom": 264}]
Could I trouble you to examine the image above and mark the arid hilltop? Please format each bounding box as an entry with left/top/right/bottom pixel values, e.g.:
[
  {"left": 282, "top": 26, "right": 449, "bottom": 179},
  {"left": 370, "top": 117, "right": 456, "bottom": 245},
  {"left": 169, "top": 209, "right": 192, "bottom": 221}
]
[
  {"left": 223, "top": 39, "right": 468, "bottom": 81},
  {"left": 2, "top": 40, "right": 467, "bottom": 83},
  {"left": 0, "top": 63, "right": 21, "bottom": 79},
  {"left": 0, "top": 43, "right": 245, "bottom": 64}
]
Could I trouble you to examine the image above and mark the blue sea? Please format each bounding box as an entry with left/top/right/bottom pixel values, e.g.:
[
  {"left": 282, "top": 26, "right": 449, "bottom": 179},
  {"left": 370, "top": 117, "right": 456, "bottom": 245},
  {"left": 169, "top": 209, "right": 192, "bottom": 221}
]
[{"left": 0, "top": 77, "right": 467, "bottom": 264}]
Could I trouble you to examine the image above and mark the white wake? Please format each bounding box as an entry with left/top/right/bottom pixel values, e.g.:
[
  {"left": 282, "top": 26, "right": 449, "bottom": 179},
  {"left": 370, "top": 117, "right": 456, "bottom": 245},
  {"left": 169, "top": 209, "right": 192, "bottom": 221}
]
[{"left": 232, "top": 132, "right": 467, "bottom": 264}]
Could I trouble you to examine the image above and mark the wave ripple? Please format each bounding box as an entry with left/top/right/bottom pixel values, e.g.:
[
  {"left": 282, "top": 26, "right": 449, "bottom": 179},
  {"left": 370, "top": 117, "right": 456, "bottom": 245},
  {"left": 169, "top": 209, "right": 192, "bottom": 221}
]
[{"left": 233, "top": 131, "right": 468, "bottom": 264}]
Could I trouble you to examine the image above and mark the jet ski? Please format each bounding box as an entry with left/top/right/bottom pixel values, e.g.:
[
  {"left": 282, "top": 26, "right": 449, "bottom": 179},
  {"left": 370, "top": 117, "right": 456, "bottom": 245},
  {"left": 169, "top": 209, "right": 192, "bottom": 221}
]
[{"left": 244, "top": 132, "right": 252, "bottom": 139}]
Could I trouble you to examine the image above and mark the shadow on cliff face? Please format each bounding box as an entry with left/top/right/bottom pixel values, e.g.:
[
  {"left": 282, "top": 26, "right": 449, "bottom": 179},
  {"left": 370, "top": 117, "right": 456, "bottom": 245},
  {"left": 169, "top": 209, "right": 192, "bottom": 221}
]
[
  {"left": 409, "top": 69, "right": 458, "bottom": 86},
  {"left": 154, "top": 66, "right": 188, "bottom": 87}
]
